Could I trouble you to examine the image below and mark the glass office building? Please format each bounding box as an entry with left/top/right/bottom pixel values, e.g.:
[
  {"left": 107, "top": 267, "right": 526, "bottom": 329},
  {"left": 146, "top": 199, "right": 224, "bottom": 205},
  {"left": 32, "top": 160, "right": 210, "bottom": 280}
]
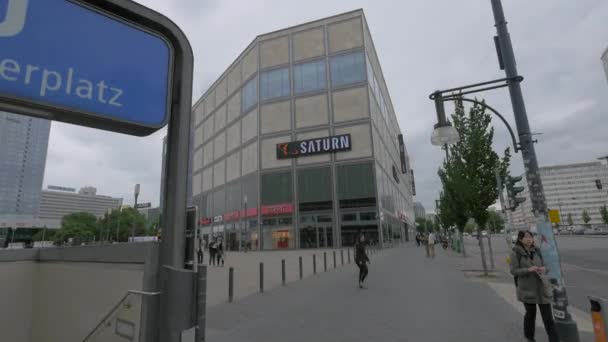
[
  {"left": 0, "top": 112, "right": 50, "bottom": 217},
  {"left": 190, "top": 10, "right": 414, "bottom": 250}
]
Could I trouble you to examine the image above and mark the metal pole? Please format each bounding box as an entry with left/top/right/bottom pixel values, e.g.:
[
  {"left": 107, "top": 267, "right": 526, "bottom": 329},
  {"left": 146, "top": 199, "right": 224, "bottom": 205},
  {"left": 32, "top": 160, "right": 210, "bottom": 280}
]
[
  {"left": 281, "top": 259, "right": 286, "bottom": 286},
  {"left": 333, "top": 251, "right": 336, "bottom": 268},
  {"left": 323, "top": 252, "right": 327, "bottom": 272},
  {"left": 491, "top": 0, "right": 579, "bottom": 338},
  {"left": 228, "top": 267, "right": 234, "bottom": 303},
  {"left": 259, "top": 262, "right": 264, "bottom": 293},
  {"left": 195, "top": 265, "right": 207, "bottom": 342},
  {"left": 299, "top": 256, "right": 303, "bottom": 279},
  {"left": 116, "top": 206, "right": 121, "bottom": 242},
  {"left": 347, "top": 248, "right": 351, "bottom": 263},
  {"left": 341, "top": 249, "right": 344, "bottom": 265},
  {"left": 131, "top": 184, "right": 140, "bottom": 242},
  {"left": 313, "top": 254, "right": 317, "bottom": 274}
]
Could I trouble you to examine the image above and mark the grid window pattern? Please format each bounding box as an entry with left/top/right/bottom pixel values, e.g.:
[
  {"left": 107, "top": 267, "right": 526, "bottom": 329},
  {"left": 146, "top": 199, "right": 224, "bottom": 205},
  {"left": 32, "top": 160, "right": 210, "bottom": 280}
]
[
  {"left": 294, "top": 60, "right": 326, "bottom": 94},
  {"left": 260, "top": 67, "right": 290, "bottom": 101},
  {"left": 242, "top": 76, "right": 258, "bottom": 113},
  {"left": 330, "top": 51, "right": 366, "bottom": 87}
]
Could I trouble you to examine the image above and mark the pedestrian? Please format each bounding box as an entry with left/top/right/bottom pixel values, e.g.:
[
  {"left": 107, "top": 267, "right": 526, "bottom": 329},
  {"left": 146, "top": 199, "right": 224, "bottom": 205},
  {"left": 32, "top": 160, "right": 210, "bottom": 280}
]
[
  {"left": 428, "top": 231, "right": 436, "bottom": 258},
  {"left": 415, "top": 233, "right": 421, "bottom": 247},
  {"left": 510, "top": 230, "right": 559, "bottom": 342},
  {"left": 217, "top": 240, "right": 225, "bottom": 267},
  {"left": 354, "top": 234, "right": 370, "bottom": 289},
  {"left": 196, "top": 242, "right": 203, "bottom": 265},
  {"left": 209, "top": 239, "right": 217, "bottom": 266}
]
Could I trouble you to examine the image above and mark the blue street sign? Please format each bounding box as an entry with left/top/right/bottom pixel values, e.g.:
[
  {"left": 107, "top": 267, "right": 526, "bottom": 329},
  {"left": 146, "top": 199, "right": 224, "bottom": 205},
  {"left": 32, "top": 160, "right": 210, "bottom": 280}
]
[{"left": 0, "top": 0, "right": 172, "bottom": 135}]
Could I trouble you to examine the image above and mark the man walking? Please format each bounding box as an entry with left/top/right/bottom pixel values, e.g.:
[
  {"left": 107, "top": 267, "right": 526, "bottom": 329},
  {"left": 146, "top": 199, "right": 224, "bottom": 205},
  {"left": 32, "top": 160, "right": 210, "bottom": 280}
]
[
  {"left": 354, "top": 235, "right": 370, "bottom": 288},
  {"left": 428, "top": 232, "right": 436, "bottom": 258}
]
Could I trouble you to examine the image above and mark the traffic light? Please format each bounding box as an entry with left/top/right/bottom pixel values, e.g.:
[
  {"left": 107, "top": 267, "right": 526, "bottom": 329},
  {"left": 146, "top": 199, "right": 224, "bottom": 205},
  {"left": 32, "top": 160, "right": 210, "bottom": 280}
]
[{"left": 506, "top": 176, "right": 526, "bottom": 210}]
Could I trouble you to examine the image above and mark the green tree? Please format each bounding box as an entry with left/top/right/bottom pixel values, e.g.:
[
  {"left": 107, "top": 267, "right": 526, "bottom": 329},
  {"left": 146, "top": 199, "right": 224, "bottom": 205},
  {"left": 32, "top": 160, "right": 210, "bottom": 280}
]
[
  {"left": 437, "top": 98, "right": 510, "bottom": 271},
  {"left": 567, "top": 213, "right": 574, "bottom": 226},
  {"left": 98, "top": 207, "right": 148, "bottom": 242},
  {"left": 600, "top": 205, "right": 608, "bottom": 224},
  {"left": 54, "top": 212, "right": 100, "bottom": 245},
  {"left": 32, "top": 229, "right": 55, "bottom": 241},
  {"left": 582, "top": 210, "right": 591, "bottom": 225},
  {"left": 486, "top": 210, "right": 505, "bottom": 233},
  {"left": 464, "top": 220, "right": 477, "bottom": 234}
]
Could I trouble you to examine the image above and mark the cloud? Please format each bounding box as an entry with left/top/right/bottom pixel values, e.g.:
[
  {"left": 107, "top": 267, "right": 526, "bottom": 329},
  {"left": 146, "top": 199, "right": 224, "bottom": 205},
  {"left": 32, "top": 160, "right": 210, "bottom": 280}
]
[{"left": 41, "top": 0, "right": 608, "bottom": 214}]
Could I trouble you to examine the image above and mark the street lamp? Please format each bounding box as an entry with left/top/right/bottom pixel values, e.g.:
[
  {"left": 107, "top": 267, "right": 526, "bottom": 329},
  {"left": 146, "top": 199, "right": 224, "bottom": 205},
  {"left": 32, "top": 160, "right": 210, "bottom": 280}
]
[
  {"left": 430, "top": 92, "right": 460, "bottom": 147},
  {"left": 428, "top": 0, "right": 580, "bottom": 338},
  {"left": 131, "top": 184, "right": 140, "bottom": 242}
]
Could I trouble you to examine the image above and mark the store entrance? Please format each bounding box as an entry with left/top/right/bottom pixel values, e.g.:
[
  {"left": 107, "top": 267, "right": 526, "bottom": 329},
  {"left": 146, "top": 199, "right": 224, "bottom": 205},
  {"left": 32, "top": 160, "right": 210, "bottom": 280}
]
[
  {"left": 340, "top": 225, "right": 379, "bottom": 247},
  {"left": 298, "top": 213, "right": 334, "bottom": 249}
]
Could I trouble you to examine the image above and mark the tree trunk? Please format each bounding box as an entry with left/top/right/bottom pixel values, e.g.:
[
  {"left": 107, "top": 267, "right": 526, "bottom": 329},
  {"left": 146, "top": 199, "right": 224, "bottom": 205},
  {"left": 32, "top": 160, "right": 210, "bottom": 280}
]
[
  {"left": 478, "top": 230, "right": 489, "bottom": 276},
  {"left": 460, "top": 230, "right": 466, "bottom": 257},
  {"left": 487, "top": 235, "right": 495, "bottom": 270}
]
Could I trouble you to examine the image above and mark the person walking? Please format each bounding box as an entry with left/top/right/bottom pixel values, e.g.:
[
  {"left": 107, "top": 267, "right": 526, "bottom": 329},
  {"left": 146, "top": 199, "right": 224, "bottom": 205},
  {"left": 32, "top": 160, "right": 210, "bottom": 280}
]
[
  {"left": 415, "top": 233, "right": 421, "bottom": 247},
  {"left": 209, "top": 239, "right": 217, "bottom": 266},
  {"left": 217, "top": 239, "right": 225, "bottom": 267},
  {"left": 354, "top": 234, "right": 370, "bottom": 289},
  {"left": 197, "top": 241, "right": 204, "bottom": 265},
  {"left": 428, "top": 231, "right": 436, "bottom": 258},
  {"left": 510, "top": 230, "right": 559, "bottom": 342}
]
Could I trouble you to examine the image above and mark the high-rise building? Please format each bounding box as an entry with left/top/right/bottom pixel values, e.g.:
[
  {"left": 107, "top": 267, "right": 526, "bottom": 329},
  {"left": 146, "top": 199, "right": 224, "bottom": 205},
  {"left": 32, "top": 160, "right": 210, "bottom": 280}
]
[
  {"left": 0, "top": 112, "right": 51, "bottom": 217},
  {"left": 38, "top": 186, "right": 123, "bottom": 221},
  {"left": 509, "top": 161, "right": 608, "bottom": 228},
  {"left": 190, "top": 10, "right": 414, "bottom": 251},
  {"left": 413, "top": 202, "right": 426, "bottom": 219}
]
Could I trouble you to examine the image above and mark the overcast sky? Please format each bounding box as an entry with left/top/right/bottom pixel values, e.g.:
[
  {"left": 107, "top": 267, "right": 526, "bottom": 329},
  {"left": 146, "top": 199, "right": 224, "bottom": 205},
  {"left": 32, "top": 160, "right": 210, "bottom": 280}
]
[{"left": 42, "top": 0, "right": 608, "bottom": 213}]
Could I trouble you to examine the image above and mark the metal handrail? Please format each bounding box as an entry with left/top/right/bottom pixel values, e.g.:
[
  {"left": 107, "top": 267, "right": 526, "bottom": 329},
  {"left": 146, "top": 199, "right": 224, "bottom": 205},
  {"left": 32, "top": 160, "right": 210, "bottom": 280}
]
[{"left": 82, "top": 290, "right": 160, "bottom": 342}]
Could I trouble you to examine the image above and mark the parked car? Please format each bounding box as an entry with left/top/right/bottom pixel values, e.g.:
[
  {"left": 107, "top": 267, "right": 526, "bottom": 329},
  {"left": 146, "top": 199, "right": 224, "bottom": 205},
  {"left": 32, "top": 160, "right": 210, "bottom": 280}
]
[
  {"left": 573, "top": 226, "right": 586, "bottom": 235},
  {"left": 481, "top": 230, "right": 488, "bottom": 237},
  {"left": 463, "top": 232, "right": 470, "bottom": 237}
]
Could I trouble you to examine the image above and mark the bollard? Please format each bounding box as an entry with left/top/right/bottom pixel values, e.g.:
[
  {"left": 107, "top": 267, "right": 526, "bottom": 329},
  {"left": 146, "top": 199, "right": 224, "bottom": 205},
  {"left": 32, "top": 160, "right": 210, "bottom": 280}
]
[
  {"left": 324, "top": 252, "right": 327, "bottom": 272},
  {"left": 333, "top": 251, "right": 336, "bottom": 268},
  {"left": 259, "top": 262, "right": 264, "bottom": 293},
  {"left": 299, "top": 256, "right": 303, "bottom": 279},
  {"left": 313, "top": 254, "right": 317, "bottom": 275},
  {"left": 281, "top": 259, "right": 286, "bottom": 286},
  {"left": 589, "top": 296, "right": 608, "bottom": 341},
  {"left": 348, "top": 248, "right": 351, "bottom": 263},
  {"left": 228, "top": 267, "right": 234, "bottom": 303},
  {"left": 341, "top": 249, "right": 344, "bottom": 265}
]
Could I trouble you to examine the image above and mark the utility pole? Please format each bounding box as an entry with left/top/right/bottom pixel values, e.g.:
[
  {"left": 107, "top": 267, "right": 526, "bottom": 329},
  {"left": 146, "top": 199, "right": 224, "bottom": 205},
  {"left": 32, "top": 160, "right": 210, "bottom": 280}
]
[
  {"left": 491, "top": 0, "right": 579, "bottom": 339},
  {"left": 131, "top": 184, "right": 140, "bottom": 242}
]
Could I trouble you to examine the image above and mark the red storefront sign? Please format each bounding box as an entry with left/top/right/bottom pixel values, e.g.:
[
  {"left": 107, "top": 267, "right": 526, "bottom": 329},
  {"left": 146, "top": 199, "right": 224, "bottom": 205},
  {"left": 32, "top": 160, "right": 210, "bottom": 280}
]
[
  {"left": 261, "top": 203, "right": 294, "bottom": 216},
  {"left": 223, "top": 208, "right": 259, "bottom": 221},
  {"left": 199, "top": 217, "right": 212, "bottom": 226},
  {"left": 398, "top": 212, "right": 407, "bottom": 222},
  {"left": 242, "top": 207, "right": 258, "bottom": 218}
]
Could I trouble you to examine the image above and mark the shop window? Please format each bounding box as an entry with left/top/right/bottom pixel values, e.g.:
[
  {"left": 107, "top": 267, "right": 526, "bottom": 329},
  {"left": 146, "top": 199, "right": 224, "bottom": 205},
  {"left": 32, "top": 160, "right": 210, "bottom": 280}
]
[
  {"left": 337, "top": 162, "right": 376, "bottom": 208},
  {"left": 297, "top": 167, "right": 332, "bottom": 212}
]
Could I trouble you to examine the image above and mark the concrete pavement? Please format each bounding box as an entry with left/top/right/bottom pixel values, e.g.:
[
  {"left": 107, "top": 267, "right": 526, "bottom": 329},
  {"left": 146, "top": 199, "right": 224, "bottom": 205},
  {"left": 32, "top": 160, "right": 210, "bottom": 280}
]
[{"left": 192, "top": 243, "right": 595, "bottom": 342}]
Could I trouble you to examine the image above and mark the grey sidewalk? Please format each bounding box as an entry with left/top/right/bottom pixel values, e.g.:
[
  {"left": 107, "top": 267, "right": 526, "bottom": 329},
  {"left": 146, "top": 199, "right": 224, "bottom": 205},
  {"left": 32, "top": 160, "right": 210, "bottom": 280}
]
[{"left": 198, "top": 244, "right": 565, "bottom": 342}]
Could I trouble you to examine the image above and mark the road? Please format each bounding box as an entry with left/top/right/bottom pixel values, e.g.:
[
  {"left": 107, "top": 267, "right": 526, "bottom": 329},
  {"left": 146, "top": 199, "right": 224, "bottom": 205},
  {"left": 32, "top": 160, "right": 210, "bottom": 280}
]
[{"left": 463, "top": 235, "right": 608, "bottom": 312}]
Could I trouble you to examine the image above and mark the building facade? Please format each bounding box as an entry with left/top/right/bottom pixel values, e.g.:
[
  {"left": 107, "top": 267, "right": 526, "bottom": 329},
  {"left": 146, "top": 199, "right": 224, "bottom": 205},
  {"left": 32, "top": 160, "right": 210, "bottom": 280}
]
[
  {"left": 190, "top": 10, "right": 414, "bottom": 251},
  {"left": 413, "top": 202, "right": 426, "bottom": 220},
  {"left": 38, "top": 186, "right": 123, "bottom": 221},
  {"left": 509, "top": 161, "right": 608, "bottom": 228},
  {"left": 0, "top": 112, "right": 51, "bottom": 218}
]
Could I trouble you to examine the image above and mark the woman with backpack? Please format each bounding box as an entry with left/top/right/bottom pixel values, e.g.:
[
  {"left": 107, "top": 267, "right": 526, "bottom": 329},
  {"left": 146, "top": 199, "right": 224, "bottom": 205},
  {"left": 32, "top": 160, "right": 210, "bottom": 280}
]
[{"left": 509, "top": 230, "right": 559, "bottom": 342}]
